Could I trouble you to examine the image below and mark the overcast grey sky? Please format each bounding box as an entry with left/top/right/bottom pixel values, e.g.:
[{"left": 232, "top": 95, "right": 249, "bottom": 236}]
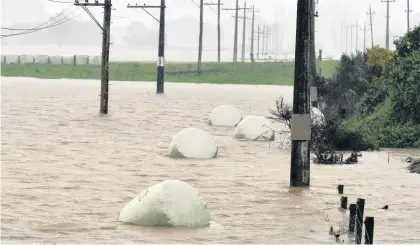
[{"left": 1, "top": 0, "right": 419, "bottom": 61}]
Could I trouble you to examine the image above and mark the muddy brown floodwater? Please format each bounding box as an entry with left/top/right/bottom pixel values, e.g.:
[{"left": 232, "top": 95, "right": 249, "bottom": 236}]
[{"left": 1, "top": 77, "right": 419, "bottom": 243}]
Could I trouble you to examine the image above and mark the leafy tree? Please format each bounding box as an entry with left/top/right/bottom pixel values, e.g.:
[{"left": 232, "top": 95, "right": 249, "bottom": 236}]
[
  {"left": 367, "top": 45, "right": 393, "bottom": 67},
  {"left": 394, "top": 24, "right": 420, "bottom": 58},
  {"left": 387, "top": 51, "right": 420, "bottom": 124}
]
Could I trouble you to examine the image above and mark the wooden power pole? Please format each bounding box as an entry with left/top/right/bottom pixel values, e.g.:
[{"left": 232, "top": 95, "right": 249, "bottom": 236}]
[
  {"left": 256, "top": 24, "right": 263, "bottom": 59},
  {"left": 406, "top": 0, "right": 412, "bottom": 32},
  {"left": 75, "top": 0, "right": 112, "bottom": 114},
  {"left": 127, "top": 1, "right": 166, "bottom": 94},
  {"left": 249, "top": 5, "right": 258, "bottom": 62},
  {"left": 241, "top": 0, "right": 247, "bottom": 62},
  {"left": 367, "top": 6, "right": 375, "bottom": 48},
  {"left": 222, "top": 0, "right": 240, "bottom": 62},
  {"left": 224, "top": 2, "right": 251, "bottom": 62},
  {"left": 261, "top": 25, "right": 266, "bottom": 56},
  {"left": 198, "top": 0, "right": 204, "bottom": 74},
  {"left": 204, "top": 1, "right": 224, "bottom": 63},
  {"left": 309, "top": 0, "right": 318, "bottom": 107},
  {"left": 381, "top": 0, "right": 395, "bottom": 49},
  {"left": 290, "top": 0, "right": 311, "bottom": 187},
  {"left": 361, "top": 23, "right": 368, "bottom": 51}
]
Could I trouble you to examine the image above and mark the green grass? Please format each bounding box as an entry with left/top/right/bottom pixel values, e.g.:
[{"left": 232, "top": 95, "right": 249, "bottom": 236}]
[{"left": 0, "top": 61, "right": 338, "bottom": 85}]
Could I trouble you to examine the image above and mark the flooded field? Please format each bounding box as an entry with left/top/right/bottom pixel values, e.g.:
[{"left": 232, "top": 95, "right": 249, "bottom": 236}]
[{"left": 1, "top": 77, "right": 419, "bottom": 243}]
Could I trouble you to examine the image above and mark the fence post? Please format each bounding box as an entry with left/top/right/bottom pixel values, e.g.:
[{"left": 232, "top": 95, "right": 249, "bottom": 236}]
[
  {"left": 340, "top": 196, "right": 348, "bottom": 209},
  {"left": 355, "top": 198, "right": 365, "bottom": 244},
  {"left": 337, "top": 184, "right": 344, "bottom": 194},
  {"left": 364, "top": 216, "right": 374, "bottom": 244},
  {"left": 349, "top": 203, "right": 356, "bottom": 232}
]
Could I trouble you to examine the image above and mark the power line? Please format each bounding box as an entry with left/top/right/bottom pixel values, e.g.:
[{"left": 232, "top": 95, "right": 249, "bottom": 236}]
[
  {"left": 1, "top": 4, "right": 73, "bottom": 31},
  {"left": 48, "top": 0, "right": 74, "bottom": 3},
  {"left": 1, "top": 10, "right": 81, "bottom": 38}
]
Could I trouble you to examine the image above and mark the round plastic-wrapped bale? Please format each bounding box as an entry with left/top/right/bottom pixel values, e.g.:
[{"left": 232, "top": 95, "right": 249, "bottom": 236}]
[
  {"left": 119, "top": 180, "right": 211, "bottom": 227},
  {"left": 34, "top": 55, "right": 49, "bottom": 64},
  {"left": 88, "top": 55, "right": 101, "bottom": 65},
  {"left": 233, "top": 115, "right": 274, "bottom": 141},
  {"left": 167, "top": 127, "right": 218, "bottom": 159},
  {"left": 19, "top": 55, "right": 34, "bottom": 64},
  {"left": 49, "top": 55, "right": 63, "bottom": 65},
  {"left": 311, "top": 107, "right": 326, "bottom": 126},
  {"left": 75, "top": 55, "right": 89, "bottom": 65},
  {"left": 208, "top": 105, "right": 242, "bottom": 127},
  {"left": 5, "top": 55, "right": 19, "bottom": 64}
]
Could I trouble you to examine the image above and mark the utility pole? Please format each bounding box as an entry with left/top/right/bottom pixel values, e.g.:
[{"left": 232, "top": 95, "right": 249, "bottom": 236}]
[
  {"left": 381, "top": 0, "right": 395, "bottom": 49},
  {"left": 222, "top": 0, "right": 243, "bottom": 62},
  {"left": 204, "top": 1, "right": 224, "bottom": 63},
  {"left": 291, "top": 0, "right": 311, "bottom": 187},
  {"left": 249, "top": 5, "right": 259, "bottom": 62},
  {"left": 265, "top": 25, "right": 270, "bottom": 57},
  {"left": 75, "top": 0, "right": 112, "bottom": 114},
  {"left": 367, "top": 6, "right": 375, "bottom": 48},
  {"left": 256, "top": 24, "right": 263, "bottom": 59},
  {"left": 361, "top": 22, "right": 368, "bottom": 51},
  {"left": 346, "top": 25, "right": 353, "bottom": 54},
  {"left": 241, "top": 0, "right": 247, "bottom": 62},
  {"left": 309, "top": 0, "right": 318, "bottom": 96},
  {"left": 198, "top": 0, "right": 204, "bottom": 74},
  {"left": 233, "top": 5, "right": 252, "bottom": 62},
  {"left": 261, "top": 25, "right": 266, "bottom": 56},
  {"left": 355, "top": 21, "right": 359, "bottom": 52},
  {"left": 345, "top": 24, "right": 348, "bottom": 54},
  {"left": 341, "top": 21, "right": 344, "bottom": 54},
  {"left": 406, "top": 0, "right": 412, "bottom": 32},
  {"left": 127, "top": 1, "right": 166, "bottom": 94}
]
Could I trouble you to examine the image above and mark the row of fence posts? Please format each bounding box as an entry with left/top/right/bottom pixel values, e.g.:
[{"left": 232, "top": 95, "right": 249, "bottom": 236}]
[{"left": 337, "top": 184, "right": 375, "bottom": 244}]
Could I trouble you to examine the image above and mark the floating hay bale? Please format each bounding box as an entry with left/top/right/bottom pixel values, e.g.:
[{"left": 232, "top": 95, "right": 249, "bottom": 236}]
[
  {"left": 233, "top": 115, "right": 274, "bottom": 141},
  {"left": 208, "top": 105, "right": 242, "bottom": 127},
  {"left": 119, "top": 180, "right": 210, "bottom": 227},
  {"left": 167, "top": 127, "right": 218, "bottom": 159}
]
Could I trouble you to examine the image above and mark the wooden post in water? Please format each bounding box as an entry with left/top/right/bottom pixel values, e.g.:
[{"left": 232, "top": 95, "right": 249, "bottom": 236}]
[
  {"left": 340, "top": 196, "right": 348, "bottom": 209},
  {"left": 355, "top": 198, "right": 365, "bottom": 244},
  {"left": 364, "top": 216, "right": 374, "bottom": 244},
  {"left": 290, "top": 0, "right": 311, "bottom": 187},
  {"left": 349, "top": 203, "right": 357, "bottom": 232},
  {"left": 337, "top": 184, "right": 344, "bottom": 194}
]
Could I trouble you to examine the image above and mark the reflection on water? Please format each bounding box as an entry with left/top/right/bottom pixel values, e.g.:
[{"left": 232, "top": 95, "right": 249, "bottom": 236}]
[{"left": 1, "top": 77, "right": 419, "bottom": 243}]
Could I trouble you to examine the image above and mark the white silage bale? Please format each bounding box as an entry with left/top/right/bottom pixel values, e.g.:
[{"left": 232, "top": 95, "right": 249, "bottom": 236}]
[
  {"left": 19, "top": 55, "right": 34, "bottom": 64},
  {"left": 88, "top": 55, "right": 101, "bottom": 65},
  {"left": 62, "top": 56, "right": 75, "bottom": 65},
  {"left": 49, "top": 55, "right": 63, "bottom": 65},
  {"left": 119, "top": 180, "right": 211, "bottom": 227},
  {"left": 34, "top": 55, "right": 50, "bottom": 64},
  {"left": 75, "top": 55, "right": 89, "bottom": 65},
  {"left": 5, "top": 55, "right": 20, "bottom": 64}
]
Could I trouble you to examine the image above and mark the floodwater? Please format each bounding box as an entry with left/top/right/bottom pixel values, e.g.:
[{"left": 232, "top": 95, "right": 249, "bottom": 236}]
[{"left": 1, "top": 77, "right": 419, "bottom": 244}]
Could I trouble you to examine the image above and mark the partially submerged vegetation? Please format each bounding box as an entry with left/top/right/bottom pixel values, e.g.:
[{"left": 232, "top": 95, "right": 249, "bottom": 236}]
[
  {"left": 269, "top": 25, "right": 420, "bottom": 163},
  {"left": 0, "top": 61, "right": 338, "bottom": 85}
]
